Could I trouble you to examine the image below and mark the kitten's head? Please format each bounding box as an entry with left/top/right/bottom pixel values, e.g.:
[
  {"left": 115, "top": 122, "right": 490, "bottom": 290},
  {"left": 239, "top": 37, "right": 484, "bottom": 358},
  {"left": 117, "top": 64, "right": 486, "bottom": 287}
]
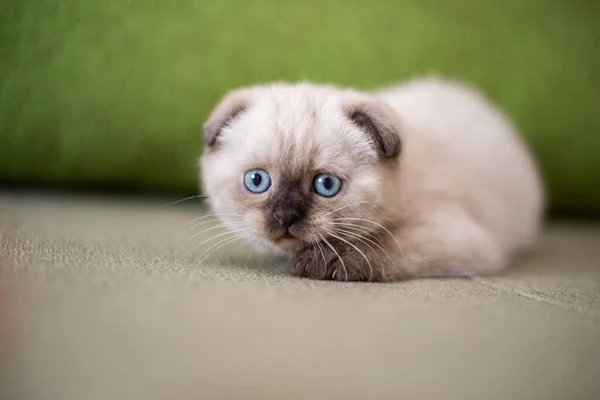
[{"left": 200, "top": 83, "right": 401, "bottom": 254}]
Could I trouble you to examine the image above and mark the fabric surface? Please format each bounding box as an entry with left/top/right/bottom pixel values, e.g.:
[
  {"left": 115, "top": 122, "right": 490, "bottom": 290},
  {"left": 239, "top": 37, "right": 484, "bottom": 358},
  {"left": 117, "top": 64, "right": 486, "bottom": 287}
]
[
  {"left": 1, "top": 191, "right": 600, "bottom": 400},
  {"left": 1, "top": 1, "right": 600, "bottom": 213}
]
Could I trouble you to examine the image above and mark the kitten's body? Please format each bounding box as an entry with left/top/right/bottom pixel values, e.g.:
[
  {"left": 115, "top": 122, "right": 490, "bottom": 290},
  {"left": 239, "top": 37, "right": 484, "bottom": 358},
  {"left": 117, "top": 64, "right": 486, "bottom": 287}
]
[{"left": 201, "top": 77, "right": 544, "bottom": 281}]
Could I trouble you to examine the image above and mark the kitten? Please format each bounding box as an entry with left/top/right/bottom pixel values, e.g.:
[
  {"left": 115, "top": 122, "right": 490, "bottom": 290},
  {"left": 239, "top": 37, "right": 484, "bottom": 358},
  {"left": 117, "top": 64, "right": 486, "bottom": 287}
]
[{"left": 199, "top": 77, "right": 544, "bottom": 281}]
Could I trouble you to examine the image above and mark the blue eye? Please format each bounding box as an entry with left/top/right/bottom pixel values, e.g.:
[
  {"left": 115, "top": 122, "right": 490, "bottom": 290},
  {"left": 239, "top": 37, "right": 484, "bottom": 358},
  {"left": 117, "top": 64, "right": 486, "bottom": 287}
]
[
  {"left": 312, "top": 173, "right": 343, "bottom": 198},
  {"left": 243, "top": 169, "right": 271, "bottom": 193}
]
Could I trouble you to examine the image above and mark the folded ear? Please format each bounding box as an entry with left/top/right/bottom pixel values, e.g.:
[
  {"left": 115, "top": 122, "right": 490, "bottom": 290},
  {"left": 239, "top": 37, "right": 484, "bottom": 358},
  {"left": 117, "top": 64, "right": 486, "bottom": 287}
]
[
  {"left": 343, "top": 98, "right": 402, "bottom": 159},
  {"left": 203, "top": 89, "right": 253, "bottom": 148}
]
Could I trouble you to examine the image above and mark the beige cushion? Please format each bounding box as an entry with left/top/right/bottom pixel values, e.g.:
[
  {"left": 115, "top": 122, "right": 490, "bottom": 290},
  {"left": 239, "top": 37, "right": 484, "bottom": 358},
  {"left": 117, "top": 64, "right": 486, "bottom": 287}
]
[{"left": 2, "top": 192, "right": 600, "bottom": 400}]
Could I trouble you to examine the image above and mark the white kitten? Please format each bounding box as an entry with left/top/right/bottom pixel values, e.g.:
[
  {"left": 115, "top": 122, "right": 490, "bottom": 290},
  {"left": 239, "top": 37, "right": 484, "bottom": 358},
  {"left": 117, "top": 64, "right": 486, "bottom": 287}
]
[{"left": 200, "top": 77, "right": 544, "bottom": 281}]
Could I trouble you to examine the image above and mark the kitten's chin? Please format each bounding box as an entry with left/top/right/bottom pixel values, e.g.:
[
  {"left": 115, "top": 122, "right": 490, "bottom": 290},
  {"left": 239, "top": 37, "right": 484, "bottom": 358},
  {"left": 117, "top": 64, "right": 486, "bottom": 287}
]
[
  {"left": 251, "top": 233, "right": 306, "bottom": 255},
  {"left": 270, "top": 235, "right": 305, "bottom": 254},
  {"left": 248, "top": 235, "right": 303, "bottom": 255}
]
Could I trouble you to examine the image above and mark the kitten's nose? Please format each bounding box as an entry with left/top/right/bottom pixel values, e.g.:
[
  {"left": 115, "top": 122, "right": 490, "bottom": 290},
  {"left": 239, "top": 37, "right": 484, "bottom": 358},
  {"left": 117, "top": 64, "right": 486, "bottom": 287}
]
[{"left": 272, "top": 208, "right": 303, "bottom": 231}]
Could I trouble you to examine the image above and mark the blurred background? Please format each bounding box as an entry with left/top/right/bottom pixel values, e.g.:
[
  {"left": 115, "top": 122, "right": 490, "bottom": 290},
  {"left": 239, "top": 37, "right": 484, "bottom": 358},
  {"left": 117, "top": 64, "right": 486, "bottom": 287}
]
[
  {"left": 2, "top": 3, "right": 600, "bottom": 399},
  {"left": 1, "top": 0, "right": 599, "bottom": 214}
]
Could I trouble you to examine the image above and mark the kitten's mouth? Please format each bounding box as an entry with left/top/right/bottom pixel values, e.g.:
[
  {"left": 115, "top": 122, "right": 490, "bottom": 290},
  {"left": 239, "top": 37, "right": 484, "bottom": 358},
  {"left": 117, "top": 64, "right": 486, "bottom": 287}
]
[
  {"left": 274, "top": 233, "right": 298, "bottom": 242},
  {"left": 271, "top": 231, "right": 307, "bottom": 247},
  {"left": 270, "top": 232, "right": 305, "bottom": 253}
]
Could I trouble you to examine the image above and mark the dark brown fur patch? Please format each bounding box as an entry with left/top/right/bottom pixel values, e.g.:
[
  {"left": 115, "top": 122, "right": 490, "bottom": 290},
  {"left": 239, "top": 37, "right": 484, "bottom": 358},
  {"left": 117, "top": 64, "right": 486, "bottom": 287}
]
[
  {"left": 345, "top": 106, "right": 401, "bottom": 159},
  {"left": 203, "top": 106, "right": 247, "bottom": 147},
  {"left": 203, "top": 88, "right": 253, "bottom": 148},
  {"left": 264, "top": 178, "right": 313, "bottom": 235}
]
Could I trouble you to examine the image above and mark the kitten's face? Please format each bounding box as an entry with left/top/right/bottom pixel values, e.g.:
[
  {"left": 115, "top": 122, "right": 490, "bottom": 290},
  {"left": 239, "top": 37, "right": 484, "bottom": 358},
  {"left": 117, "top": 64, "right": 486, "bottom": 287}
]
[{"left": 200, "top": 84, "right": 400, "bottom": 254}]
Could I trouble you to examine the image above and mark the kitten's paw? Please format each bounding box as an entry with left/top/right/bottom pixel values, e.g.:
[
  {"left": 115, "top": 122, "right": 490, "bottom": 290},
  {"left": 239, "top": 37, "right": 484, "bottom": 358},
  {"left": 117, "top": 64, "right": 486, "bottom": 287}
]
[
  {"left": 292, "top": 240, "right": 385, "bottom": 282},
  {"left": 292, "top": 246, "right": 332, "bottom": 280}
]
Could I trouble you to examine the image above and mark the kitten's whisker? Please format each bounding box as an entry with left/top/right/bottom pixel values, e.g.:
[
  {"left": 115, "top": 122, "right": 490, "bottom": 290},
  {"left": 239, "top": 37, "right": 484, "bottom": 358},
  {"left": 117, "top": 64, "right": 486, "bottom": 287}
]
[
  {"left": 321, "top": 204, "right": 352, "bottom": 218},
  {"left": 329, "top": 222, "right": 379, "bottom": 239},
  {"left": 240, "top": 236, "right": 259, "bottom": 265},
  {"left": 334, "top": 217, "right": 404, "bottom": 256},
  {"left": 326, "top": 231, "right": 374, "bottom": 282},
  {"left": 318, "top": 233, "right": 347, "bottom": 281},
  {"left": 186, "top": 213, "right": 245, "bottom": 226},
  {"left": 308, "top": 232, "right": 325, "bottom": 267},
  {"left": 185, "top": 228, "right": 249, "bottom": 258},
  {"left": 236, "top": 203, "right": 251, "bottom": 211},
  {"left": 161, "top": 194, "right": 209, "bottom": 207},
  {"left": 173, "top": 217, "right": 243, "bottom": 245},
  {"left": 194, "top": 227, "right": 248, "bottom": 248},
  {"left": 176, "top": 222, "right": 245, "bottom": 251},
  {"left": 307, "top": 232, "right": 318, "bottom": 246},
  {"left": 311, "top": 243, "right": 319, "bottom": 265},
  {"left": 175, "top": 229, "right": 234, "bottom": 262},
  {"left": 311, "top": 232, "right": 328, "bottom": 266},
  {"left": 200, "top": 233, "right": 248, "bottom": 262},
  {"left": 223, "top": 235, "right": 263, "bottom": 268},
  {"left": 230, "top": 235, "right": 258, "bottom": 255},
  {"left": 199, "top": 236, "right": 240, "bottom": 262},
  {"left": 331, "top": 228, "right": 390, "bottom": 280},
  {"left": 331, "top": 222, "right": 406, "bottom": 276},
  {"left": 188, "top": 217, "right": 245, "bottom": 233},
  {"left": 173, "top": 213, "right": 244, "bottom": 243},
  {"left": 333, "top": 227, "right": 396, "bottom": 268}
]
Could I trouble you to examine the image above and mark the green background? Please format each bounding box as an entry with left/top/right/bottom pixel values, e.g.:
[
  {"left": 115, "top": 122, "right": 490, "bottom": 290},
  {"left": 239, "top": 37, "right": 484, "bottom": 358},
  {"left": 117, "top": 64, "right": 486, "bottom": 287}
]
[{"left": 1, "top": 0, "right": 599, "bottom": 214}]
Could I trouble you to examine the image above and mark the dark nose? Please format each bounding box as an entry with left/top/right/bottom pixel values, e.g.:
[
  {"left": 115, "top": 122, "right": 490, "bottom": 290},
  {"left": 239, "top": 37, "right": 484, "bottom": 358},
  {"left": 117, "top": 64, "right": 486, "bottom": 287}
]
[{"left": 272, "top": 208, "right": 304, "bottom": 231}]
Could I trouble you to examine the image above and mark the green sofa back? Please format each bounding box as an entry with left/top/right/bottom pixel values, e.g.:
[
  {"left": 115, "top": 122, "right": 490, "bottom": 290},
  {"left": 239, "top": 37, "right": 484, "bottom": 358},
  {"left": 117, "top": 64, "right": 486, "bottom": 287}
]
[{"left": 1, "top": 1, "right": 599, "bottom": 214}]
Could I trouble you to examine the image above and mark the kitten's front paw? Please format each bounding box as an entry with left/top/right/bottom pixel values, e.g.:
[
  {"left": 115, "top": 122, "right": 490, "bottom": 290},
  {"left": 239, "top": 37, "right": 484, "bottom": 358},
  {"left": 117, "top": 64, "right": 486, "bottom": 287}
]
[
  {"left": 292, "top": 239, "right": 383, "bottom": 282},
  {"left": 292, "top": 245, "right": 332, "bottom": 280}
]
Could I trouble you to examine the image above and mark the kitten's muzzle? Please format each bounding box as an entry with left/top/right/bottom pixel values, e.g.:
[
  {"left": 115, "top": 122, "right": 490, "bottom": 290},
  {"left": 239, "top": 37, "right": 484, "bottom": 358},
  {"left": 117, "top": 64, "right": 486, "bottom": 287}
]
[
  {"left": 272, "top": 207, "right": 304, "bottom": 233},
  {"left": 267, "top": 180, "right": 308, "bottom": 240}
]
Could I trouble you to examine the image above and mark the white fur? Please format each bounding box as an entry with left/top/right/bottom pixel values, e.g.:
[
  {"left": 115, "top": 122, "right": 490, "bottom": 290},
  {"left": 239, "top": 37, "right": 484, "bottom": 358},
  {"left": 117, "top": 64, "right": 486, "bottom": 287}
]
[
  {"left": 201, "top": 77, "right": 545, "bottom": 279},
  {"left": 379, "top": 78, "right": 544, "bottom": 275}
]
